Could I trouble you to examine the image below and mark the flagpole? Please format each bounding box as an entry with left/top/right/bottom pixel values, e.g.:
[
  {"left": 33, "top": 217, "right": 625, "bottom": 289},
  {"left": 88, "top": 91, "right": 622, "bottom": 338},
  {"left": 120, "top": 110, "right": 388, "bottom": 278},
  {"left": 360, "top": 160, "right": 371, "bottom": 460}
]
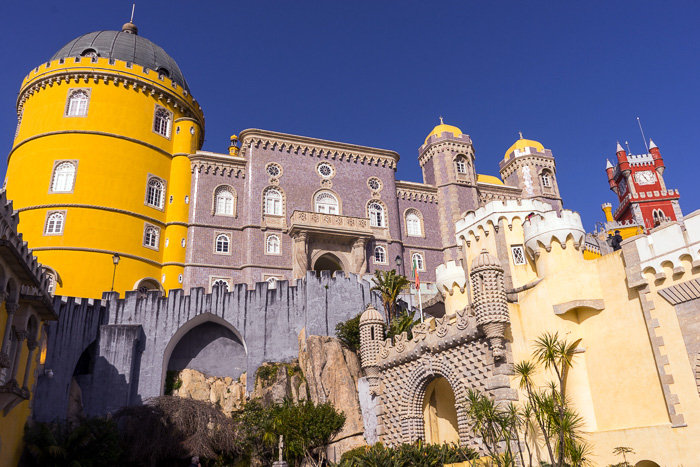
[{"left": 418, "top": 286, "right": 423, "bottom": 323}]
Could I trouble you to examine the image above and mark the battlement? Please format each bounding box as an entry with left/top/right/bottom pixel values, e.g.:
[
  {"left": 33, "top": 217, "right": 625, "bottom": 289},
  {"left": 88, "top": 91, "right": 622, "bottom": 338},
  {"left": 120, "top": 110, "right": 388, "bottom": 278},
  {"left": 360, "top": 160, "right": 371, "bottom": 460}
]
[
  {"left": 455, "top": 199, "right": 553, "bottom": 243},
  {"left": 627, "top": 153, "right": 654, "bottom": 164},
  {"left": 623, "top": 209, "right": 700, "bottom": 285},
  {"left": 613, "top": 189, "right": 680, "bottom": 219},
  {"left": 435, "top": 260, "right": 467, "bottom": 295},
  {"left": 523, "top": 209, "right": 585, "bottom": 258},
  {"left": 376, "top": 309, "right": 481, "bottom": 369},
  {"left": 19, "top": 56, "right": 204, "bottom": 121}
]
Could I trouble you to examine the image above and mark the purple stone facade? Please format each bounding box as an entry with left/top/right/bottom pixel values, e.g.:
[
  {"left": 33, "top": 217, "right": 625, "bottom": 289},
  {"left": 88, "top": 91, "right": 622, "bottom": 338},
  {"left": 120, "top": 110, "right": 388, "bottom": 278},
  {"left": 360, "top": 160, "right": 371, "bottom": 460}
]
[{"left": 182, "top": 128, "right": 561, "bottom": 291}]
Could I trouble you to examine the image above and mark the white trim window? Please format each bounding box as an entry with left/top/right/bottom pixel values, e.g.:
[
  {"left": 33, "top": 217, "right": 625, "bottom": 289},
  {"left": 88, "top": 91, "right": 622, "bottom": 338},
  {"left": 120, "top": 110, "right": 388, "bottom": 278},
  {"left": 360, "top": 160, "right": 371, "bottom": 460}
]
[
  {"left": 45, "top": 212, "right": 65, "bottom": 235},
  {"left": 65, "top": 89, "right": 90, "bottom": 117},
  {"left": 264, "top": 188, "right": 282, "bottom": 216},
  {"left": 315, "top": 192, "right": 339, "bottom": 215},
  {"left": 266, "top": 277, "right": 278, "bottom": 289},
  {"left": 51, "top": 161, "right": 77, "bottom": 193},
  {"left": 406, "top": 210, "right": 422, "bottom": 236},
  {"left": 368, "top": 202, "right": 385, "bottom": 227},
  {"left": 455, "top": 156, "right": 468, "bottom": 174},
  {"left": 511, "top": 245, "right": 526, "bottom": 265},
  {"left": 374, "top": 246, "right": 387, "bottom": 264},
  {"left": 215, "top": 233, "right": 231, "bottom": 253},
  {"left": 411, "top": 253, "right": 425, "bottom": 271},
  {"left": 266, "top": 234, "right": 280, "bottom": 254},
  {"left": 541, "top": 171, "right": 552, "bottom": 188},
  {"left": 143, "top": 224, "right": 160, "bottom": 249},
  {"left": 214, "top": 186, "right": 235, "bottom": 216},
  {"left": 153, "top": 106, "right": 172, "bottom": 138},
  {"left": 146, "top": 177, "right": 165, "bottom": 209}
]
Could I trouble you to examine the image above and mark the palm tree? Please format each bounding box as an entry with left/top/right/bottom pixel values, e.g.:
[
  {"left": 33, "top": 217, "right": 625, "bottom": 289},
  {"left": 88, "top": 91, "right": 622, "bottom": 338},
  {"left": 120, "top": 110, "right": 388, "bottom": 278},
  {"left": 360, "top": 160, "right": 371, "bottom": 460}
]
[{"left": 370, "top": 269, "right": 410, "bottom": 324}]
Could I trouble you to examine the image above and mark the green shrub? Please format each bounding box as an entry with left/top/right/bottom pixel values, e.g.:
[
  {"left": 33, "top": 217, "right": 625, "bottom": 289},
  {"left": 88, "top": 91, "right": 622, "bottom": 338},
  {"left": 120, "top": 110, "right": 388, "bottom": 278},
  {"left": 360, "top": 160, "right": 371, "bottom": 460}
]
[
  {"left": 256, "top": 364, "right": 279, "bottom": 387},
  {"left": 335, "top": 312, "right": 364, "bottom": 351},
  {"left": 164, "top": 370, "right": 182, "bottom": 395},
  {"left": 333, "top": 440, "right": 477, "bottom": 467}
]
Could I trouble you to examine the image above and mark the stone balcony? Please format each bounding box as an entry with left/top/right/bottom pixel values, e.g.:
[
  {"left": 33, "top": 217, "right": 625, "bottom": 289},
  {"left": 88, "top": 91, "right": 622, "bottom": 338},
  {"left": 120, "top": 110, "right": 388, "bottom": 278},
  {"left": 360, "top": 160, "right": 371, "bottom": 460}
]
[{"left": 289, "top": 211, "right": 374, "bottom": 239}]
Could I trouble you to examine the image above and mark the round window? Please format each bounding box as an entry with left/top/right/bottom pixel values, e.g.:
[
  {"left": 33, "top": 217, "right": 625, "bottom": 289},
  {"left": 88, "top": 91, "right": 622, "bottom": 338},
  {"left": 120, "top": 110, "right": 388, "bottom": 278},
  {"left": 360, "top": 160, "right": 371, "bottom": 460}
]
[
  {"left": 317, "top": 163, "right": 333, "bottom": 178},
  {"left": 267, "top": 164, "right": 281, "bottom": 177},
  {"left": 368, "top": 178, "right": 381, "bottom": 191}
]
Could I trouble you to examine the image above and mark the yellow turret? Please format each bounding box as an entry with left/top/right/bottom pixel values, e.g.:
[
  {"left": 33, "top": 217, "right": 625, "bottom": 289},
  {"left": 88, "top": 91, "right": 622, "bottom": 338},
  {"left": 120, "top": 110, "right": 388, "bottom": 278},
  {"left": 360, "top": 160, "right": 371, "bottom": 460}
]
[{"left": 5, "top": 25, "right": 204, "bottom": 298}]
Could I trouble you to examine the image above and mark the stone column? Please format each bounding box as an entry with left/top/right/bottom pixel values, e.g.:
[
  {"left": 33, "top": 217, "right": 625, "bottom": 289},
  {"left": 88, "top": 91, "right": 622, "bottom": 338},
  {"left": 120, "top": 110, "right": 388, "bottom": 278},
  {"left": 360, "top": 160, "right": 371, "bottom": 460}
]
[
  {"left": 352, "top": 237, "right": 368, "bottom": 275},
  {"left": 9, "top": 330, "right": 27, "bottom": 384},
  {"left": 292, "top": 232, "right": 309, "bottom": 281},
  {"left": 0, "top": 301, "right": 18, "bottom": 368},
  {"left": 22, "top": 340, "right": 38, "bottom": 391}
]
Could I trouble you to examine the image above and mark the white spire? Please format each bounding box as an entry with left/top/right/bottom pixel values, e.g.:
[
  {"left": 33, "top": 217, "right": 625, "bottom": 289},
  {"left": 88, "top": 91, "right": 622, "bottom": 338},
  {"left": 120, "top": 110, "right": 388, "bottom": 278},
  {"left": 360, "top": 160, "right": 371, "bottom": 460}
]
[
  {"left": 649, "top": 138, "right": 658, "bottom": 150},
  {"left": 606, "top": 159, "right": 614, "bottom": 169},
  {"left": 616, "top": 141, "right": 625, "bottom": 153}
]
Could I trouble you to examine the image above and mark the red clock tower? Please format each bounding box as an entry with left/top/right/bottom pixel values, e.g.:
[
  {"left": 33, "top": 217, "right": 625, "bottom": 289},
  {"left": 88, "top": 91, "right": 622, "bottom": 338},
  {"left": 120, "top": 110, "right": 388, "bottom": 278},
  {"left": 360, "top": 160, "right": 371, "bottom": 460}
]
[{"left": 605, "top": 139, "right": 682, "bottom": 229}]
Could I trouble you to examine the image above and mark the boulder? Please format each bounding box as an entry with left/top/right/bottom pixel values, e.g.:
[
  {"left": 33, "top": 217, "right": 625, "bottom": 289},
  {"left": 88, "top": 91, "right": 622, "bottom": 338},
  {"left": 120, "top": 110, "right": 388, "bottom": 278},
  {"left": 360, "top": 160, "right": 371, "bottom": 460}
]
[{"left": 173, "top": 369, "right": 247, "bottom": 413}]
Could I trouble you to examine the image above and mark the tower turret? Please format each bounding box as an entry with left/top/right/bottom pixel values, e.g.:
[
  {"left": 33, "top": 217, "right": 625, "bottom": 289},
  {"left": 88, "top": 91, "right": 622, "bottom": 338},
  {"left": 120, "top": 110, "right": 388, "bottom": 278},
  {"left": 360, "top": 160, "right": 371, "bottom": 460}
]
[
  {"left": 359, "top": 304, "right": 385, "bottom": 393},
  {"left": 470, "top": 249, "right": 509, "bottom": 360},
  {"left": 606, "top": 159, "right": 618, "bottom": 193}
]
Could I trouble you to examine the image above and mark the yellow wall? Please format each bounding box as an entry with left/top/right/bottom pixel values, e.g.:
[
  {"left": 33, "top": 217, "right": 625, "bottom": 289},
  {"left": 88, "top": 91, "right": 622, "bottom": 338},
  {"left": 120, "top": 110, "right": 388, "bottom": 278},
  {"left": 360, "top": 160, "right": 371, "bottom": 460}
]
[
  {"left": 5, "top": 57, "right": 203, "bottom": 298},
  {"left": 423, "top": 377, "right": 460, "bottom": 445}
]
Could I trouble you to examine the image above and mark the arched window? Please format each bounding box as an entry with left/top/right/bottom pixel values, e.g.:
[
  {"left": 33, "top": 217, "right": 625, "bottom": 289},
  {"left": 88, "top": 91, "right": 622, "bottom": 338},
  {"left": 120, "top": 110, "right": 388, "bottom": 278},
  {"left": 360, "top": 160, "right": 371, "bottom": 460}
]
[
  {"left": 374, "top": 246, "right": 386, "bottom": 264},
  {"left": 406, "top": 210, "right": 422, "bottom": 236},
  {"left": 541, "top": 171, "right": 552, "bottom": 188},
  {"left": 214, "top": 186, "right": 235, "bottom": 216},
  {"left": 136, "top": 279, "right": 162, "bottom": 298},
  {"left": 315, "top": 192, "right": 339, "bottom": 215},
  {"left": 267, "top": 277, "right": 278, "bottom": 289},
  {"left": 146, "top": 177, "right": 165, "bottom": 209},
  {"left": 45, "top": 212, "right": 65, "bottom": 235},
  {"left": 455, "top": 156, "right": 468, "bottom": 174},
  {"left": 81, "top": 49, "right": 98, "bottom": 59},
  {"left": 264, "top": 188, "right": 282, "bottom": 216},
  {"left": 65, "top": 89, "right": 90, "bottom": 117},
  {"left": 153, "top": 106, "right": 172, "bottom": 138},
  {"left": 412, "top": 253, "right": 425, "bottom": 271},
  {"left": 143, "top": 225, "right": 159, "bottom": 249},
  {"left": 51, "top": 162, "right": 76, "bottom": 192},
  {"left": 266, "top": 235, "right": 280, "bottom": 254},
  {"left": 212, "top": 279, "right": 229, "bottom": 291},
  {"left": 215, "top": 234, "right": 230, "bottom": 253},
  {"left": 368, "top": 202, "right": 385, "bottom": 227}
]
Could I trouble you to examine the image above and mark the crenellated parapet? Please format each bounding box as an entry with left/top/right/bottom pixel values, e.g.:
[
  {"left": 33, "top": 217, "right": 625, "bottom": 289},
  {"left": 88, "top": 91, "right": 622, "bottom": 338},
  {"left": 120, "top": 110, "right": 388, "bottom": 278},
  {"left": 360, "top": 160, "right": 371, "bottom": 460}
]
[
  {"left": 435, "top": 260, "right": 467, "bottom": 295},
  {"left": 455, "top": 199, "right": 553, "bottom": 245},
  {"left": 376, "top": 308, "right": 480, "bottom": 369},
  {"left": 623, "top": 209, "right": 700, "bottom": 286},
  {"left": 523, "top": 209, "right": 585, "bottom": 259}
]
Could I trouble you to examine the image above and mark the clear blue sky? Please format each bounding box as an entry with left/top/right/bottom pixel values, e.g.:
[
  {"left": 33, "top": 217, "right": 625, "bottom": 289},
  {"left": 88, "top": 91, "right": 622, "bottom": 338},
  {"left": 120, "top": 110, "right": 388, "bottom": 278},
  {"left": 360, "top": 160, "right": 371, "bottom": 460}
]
[{"left": 1, "top": 1, "right": 698, "bottom": 230}]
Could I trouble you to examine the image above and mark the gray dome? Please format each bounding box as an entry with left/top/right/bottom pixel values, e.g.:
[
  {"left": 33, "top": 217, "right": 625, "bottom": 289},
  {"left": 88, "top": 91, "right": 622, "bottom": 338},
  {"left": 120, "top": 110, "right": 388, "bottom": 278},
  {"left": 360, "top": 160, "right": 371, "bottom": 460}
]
[{"left": 50, "top": 29, "right": 190, "bottom": 93}]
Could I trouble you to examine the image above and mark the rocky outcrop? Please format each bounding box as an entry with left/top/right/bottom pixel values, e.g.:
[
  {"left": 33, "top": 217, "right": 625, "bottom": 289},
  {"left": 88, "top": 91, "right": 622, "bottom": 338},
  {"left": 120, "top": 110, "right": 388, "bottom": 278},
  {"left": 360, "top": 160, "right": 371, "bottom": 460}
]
[
  {"left": 172, "top": 369, "right": 247, "bottom": 413},
  {"left": 298, "top": 329, "right": 367, "bottom": 456},
  {"left": 251, "top": 362, "right": 308, "bottom": 405}
]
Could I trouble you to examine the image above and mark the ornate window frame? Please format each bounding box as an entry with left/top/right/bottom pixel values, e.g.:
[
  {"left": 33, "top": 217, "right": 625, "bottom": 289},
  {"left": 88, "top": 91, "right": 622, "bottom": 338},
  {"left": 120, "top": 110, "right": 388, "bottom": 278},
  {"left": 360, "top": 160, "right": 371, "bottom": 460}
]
[
  {"left": 265, "top": 162, "right": 283, "bottom": 178},
  {"left": 153, "top": 104, "right": 173, "bottom": 139},
  {"left": 213, "top": 185, "right": 236, "bottom": 217},
  {"left": 44, "top": 210, "right": 66, "bottom": 236},
  {"left": 49, "top": 160, "right": 78, "bottom": 194},
  {"left": 313, "top": 189, "right": 341, "bottom": 215},
  {"left": 145, "top": 175, "right": 166, "bottom": 210},
  {"left": 367, "top": 200, "right": 388, "bottom": 228},
  {"left": 410, "top": 251, "right": 426, "bottom": 272},
  {"left": 64, "top": 88, "right": 91, "bottom": 117},
  {"left": 265, "top": 234, "right": 282, "bottom": 256},
  {"left": 454, "top": 154, "right": 471, "bottom": 181},
  {"left": 367, "top": 177, "right": 383, "bottom": 192},
  {"left": 134, "top": 277, "right": 164, "bottom": 298},
  {"left": 540, "top": 169, "right": 555, "bottom": 192},
  {"left": 214, "top": 232, "right": 232, "bottom": 255},
  {"left": 143, "top": 223, "right": 160, "bottom": 250},
  {"left": 316, "top": 162, "right": 336, "bottom": 179},
  {"left": 262, "top": 186, "right": 285, "bottom": 217},
  {"left": 374, "top": 245, "right": 387, "bottom": 264},
  {"left": 511, "top": 245, "right": 527, "bottom": 265},
  {"left": 263, "top": 274, "right": 284, "bottom": 289},
  {"left": 404, "top": 208, "right": 425, "bottom": 238}
]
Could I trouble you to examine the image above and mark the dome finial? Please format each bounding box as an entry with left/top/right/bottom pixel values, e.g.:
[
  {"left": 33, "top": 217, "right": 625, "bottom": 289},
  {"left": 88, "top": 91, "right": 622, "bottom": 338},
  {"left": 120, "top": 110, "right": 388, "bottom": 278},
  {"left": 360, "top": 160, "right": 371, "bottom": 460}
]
[
  {"left": 519, "top": 131, "right": 523, "bottom": 139},
  {"left": 122, "top": 3, "right": 138, "bottom": 35},
  {"left": 439, "top": 115, "right": 444, "bottom": 125}
]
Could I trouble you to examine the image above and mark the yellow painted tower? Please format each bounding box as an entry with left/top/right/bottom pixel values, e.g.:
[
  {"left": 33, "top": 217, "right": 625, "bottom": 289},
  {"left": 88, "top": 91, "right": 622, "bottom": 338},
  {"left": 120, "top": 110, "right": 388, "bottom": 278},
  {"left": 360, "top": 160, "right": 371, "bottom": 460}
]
[{"left": 5, "top": 22, "right": 204, "bottom": 298}]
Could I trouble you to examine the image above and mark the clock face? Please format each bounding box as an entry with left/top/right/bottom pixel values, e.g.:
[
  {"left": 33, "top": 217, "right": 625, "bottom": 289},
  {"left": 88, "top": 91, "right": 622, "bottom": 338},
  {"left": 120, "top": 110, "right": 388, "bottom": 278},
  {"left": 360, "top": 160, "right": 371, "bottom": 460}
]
[{"left": 634, "top": 170, "right": 656, "bottom": 185}]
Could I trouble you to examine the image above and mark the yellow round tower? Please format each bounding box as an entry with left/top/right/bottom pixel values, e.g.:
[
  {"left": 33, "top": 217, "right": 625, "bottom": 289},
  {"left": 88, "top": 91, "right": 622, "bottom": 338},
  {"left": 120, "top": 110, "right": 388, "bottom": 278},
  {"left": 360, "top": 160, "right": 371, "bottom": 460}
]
[{"left": 5, "top": 23, "right": 204, "bottom": 298}]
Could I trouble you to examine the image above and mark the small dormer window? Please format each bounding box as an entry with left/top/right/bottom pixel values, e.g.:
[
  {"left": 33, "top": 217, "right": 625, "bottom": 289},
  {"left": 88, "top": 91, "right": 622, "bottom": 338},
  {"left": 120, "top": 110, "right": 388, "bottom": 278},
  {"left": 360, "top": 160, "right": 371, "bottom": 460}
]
[
  {"left": 157, "top": 67, "right": 170, "bottom": 78},
  {"left": 81, "top": 49, "right": 98, "bottom": 59}
]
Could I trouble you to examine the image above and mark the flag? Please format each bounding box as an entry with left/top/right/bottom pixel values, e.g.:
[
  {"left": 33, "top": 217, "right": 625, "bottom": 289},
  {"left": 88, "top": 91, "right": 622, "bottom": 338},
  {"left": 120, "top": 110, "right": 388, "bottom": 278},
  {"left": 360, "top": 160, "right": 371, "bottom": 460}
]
[{"left": 413, "top": 258, "right": 420, "bottom": 289}]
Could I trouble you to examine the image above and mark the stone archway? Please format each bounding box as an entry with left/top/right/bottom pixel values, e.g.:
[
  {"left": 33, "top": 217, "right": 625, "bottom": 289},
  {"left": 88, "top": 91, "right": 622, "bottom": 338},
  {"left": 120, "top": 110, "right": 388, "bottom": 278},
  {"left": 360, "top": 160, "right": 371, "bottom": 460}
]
[
  {"left": 423, "top": 377, "right": 459, "bottom": 444},
  {"left": 313, "top": 253, "right": 344, "bottom": 274},
  {"left": 400, "top": 356, "right": 470, "bottom": 445},
  {"left": 161, "top": 313, "right": 247, "bottom": 394}
]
